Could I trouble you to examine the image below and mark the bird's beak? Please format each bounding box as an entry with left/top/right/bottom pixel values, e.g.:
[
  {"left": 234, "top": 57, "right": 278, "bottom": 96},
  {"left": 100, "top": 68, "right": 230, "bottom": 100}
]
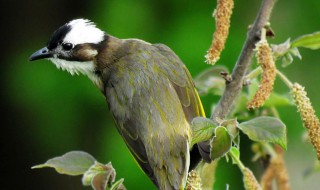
[{"left": 29, "top": 47, "right": 53, "bottom": 61}]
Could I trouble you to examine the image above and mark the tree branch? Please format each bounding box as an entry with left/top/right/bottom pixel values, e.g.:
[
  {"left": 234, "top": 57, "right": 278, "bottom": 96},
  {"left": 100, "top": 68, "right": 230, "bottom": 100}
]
[{"left": 211, "top": 0, "right": 276, "bottom": 121}]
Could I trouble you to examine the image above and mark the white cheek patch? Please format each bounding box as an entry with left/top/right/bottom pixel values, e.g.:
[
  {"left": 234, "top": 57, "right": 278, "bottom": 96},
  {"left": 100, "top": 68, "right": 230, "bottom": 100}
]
[{"left": 64, "top": 19, "right": 105, "bottom": 45}]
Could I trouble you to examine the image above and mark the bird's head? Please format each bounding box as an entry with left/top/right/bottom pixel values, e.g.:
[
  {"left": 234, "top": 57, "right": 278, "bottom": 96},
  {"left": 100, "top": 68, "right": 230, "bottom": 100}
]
[{"left": 29, "top": 19, "right": 106, "bottom": 78}]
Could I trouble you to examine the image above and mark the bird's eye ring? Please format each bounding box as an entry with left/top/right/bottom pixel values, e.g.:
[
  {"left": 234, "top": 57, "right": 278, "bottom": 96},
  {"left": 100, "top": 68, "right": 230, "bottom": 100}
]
[{"left": 62, "top": 43, "right": 74, "bottom": 51}]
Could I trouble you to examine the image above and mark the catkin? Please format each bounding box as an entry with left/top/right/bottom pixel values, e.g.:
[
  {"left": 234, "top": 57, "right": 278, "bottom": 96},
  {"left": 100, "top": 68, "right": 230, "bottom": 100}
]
[
  {"left": 205, "top": 0, "right": 234, "bottom": 65},
  {"left": 243, "top": 167, "right": 262, "bottom": 190},
  {"left": 260, "top": 162, "right": 274, "bottom": 190},
  {"left": 247, "top": 40, "right": 276, "bottom": 109},
  {"left": 274, "top": 155, "right": 291, "bottom": 190},
  {"left": 186, "top": 170, "right": 202, "bottom": 190},
  {"left": 291, "top": 83, "right": 320, "bottom": 160},
  {"left": 260, "top": 148, "right": 291, "bottom": 190}
]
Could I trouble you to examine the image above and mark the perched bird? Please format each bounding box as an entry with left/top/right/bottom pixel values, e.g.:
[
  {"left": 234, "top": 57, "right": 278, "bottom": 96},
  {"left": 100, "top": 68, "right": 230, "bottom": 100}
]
[{"left": 29, "top": 19, "right": 210, "bottom": 190}]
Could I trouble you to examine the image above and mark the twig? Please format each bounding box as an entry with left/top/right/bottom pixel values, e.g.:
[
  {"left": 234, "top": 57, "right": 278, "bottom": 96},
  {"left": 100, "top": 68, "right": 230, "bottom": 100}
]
[{"left": 211, "top": 0, "right": 276, "bottom": 121}]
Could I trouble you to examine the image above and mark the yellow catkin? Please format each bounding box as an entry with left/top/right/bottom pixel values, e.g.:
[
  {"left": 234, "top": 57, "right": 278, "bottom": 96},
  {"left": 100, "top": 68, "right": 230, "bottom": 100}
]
[
  {"left": 260, "top": 146, "right": 291, "bottom": 190},
  {"left": 243, "top": 167, "right": 262, "bottom": 190},
  {"left": 205, "top": 0, "right": 234, "bottom": 65},
  {"left": 274, "top": 155, "right": 291, "bottom": 190},
  {"left": 247, "top": 40, "right": 276, "bottom": 109},
  {"left": 260, "top": 162, "right": 275, "bottom": 190},
  {"left": 186, "top": 170, "right": 202, "bottom": 190},
  {"left": 291, "top": 83, "right": 320, "bottom": 160}
]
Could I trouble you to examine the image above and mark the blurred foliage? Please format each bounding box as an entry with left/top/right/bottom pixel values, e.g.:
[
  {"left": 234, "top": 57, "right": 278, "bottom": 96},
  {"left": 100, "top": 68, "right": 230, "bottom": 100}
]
[{"left": 1, "top": 0, "right": 320, "bottom": 190}]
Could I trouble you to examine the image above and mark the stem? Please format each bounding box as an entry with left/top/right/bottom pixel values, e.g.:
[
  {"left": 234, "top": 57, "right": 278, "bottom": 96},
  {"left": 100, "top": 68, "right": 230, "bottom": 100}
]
[
  {"left": 228, "top": 150, "right": 245, "bottom": 171},
  {"left": 270, "top": 106, "right": 280, "bottom": 118},
  {"left": 245, "top": 66, "right": 263, "bottom": 81},
  {"left": 211, "top": 0, "right": 276, "bottom": 121},
  {"left": 276, "top": 69, "right": 293, "bottom": 88}
]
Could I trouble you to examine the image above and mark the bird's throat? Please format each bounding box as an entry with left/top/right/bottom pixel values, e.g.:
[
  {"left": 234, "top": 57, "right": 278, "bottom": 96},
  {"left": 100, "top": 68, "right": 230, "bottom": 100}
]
[{"left": 49, "top": 58, "right": 103, "bottom": 89}]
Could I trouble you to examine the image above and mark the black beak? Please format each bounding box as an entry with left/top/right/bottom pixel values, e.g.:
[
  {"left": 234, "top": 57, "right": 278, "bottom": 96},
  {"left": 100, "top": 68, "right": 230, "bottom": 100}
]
[{"left": 29, "top": 47, "right": 53, "bottom": 61}]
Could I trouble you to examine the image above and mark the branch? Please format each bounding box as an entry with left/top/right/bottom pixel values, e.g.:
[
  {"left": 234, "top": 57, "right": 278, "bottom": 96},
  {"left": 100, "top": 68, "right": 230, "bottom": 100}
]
[{"left": 211, "top": 0, "right": 276, "bottom": 121}]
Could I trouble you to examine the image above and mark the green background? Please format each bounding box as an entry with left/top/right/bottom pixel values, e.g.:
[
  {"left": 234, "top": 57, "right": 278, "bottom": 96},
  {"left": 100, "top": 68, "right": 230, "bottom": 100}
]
[{"left": 1, "top": 0, "right": 320, "bottom": 189}]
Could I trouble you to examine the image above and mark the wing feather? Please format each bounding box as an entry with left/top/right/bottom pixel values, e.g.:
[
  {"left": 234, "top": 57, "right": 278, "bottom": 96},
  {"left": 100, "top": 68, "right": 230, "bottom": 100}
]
[
  {"left": 104, "top": 40, "right": 208, "bottom": 190},
  {"left": 153, "top": 44, "right": 211, "bottom": 163}
]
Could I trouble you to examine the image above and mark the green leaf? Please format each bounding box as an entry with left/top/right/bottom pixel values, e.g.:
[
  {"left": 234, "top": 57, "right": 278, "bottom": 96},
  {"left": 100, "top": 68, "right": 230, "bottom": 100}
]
[
  {"left": 264, "top": 92, "right": 292, "bottom": 107},
  {"left": 221, "top": 119, "right": 239, "bottom": 138},
  {"left": 281, "top": 52, "right": 294, "bottom": 67},
  {"left": 271, "top": 39, "right": 302, "bottom": 67},
  {"left": 220, "top": 119, "right": 241, "bottom": 148},
  {"left": 210, "top": 126, "right": 232, "bottom": 160},
  {"left": 109, "top": 179, "right": 126, "bottom": 190},
  {"left": 32, "top": 151, "right": 96, "bottom": 175},
  {"left": 289, "top": 47, "right": 302, "bottom": 59},
  {"left": 229, "top": 147, "right": 240, "bottom": 165},
  {"left": 271, "top": 38, "right": 291, "bottom": 57},
  {"left": 82, "top": 162, "right": 116, "bottom": 190},
  {"left": 191, "top": 117, "right": 216, "bottom": 146},
  {"left": 194, "top": 66, "right": 229, "bottom": 96},
  {"left": 291, "top": 31, "right": 320, "bottom": 50},
  {"left": 238, "top": 116, "right": 287, "bottom": 149}
]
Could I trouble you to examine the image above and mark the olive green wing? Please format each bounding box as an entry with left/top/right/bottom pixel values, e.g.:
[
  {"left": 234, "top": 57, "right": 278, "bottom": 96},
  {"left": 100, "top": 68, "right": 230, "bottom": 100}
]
[
  {"left": 105, "top": 78, "right": 156, "bottom": 183},
  {"left": 152, "top": 43, "right": 205, "bottom": 119},
  {"left": 104, "top": 43, "right": 192, "bottom": 189},
  {"left": 153, "top": 43, "right": 211, "bottom": 163}
]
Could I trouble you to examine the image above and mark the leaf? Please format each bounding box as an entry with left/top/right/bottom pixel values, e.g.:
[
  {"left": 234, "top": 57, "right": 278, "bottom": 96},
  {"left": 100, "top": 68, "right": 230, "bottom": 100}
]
[
  {"left": 271, "top": 38, "right": 291, "bottom": 57},
  {"left": 221, "top": 119, "right": 239, "bottom": 138},
  {"left": 82, "top": 162, "right": 116, "bottom": 190},
  {"left": 281, "top": 52, "right": 294, "bottom": 67},
  {"left": 289, "top": 47, "right": 302, "bottom": 60},
  {"left": 271, "top": 39, "right": 302, "bottom": 67},
  {"left": 109, "top": 179, "right": 126, "bottom": 190},
  {"left": 279, "top": 46, "right": 302, "bottom": 67},
  {"left": 191, "top": 117, "right": 216, "bottom": 146},
  {"left": 210, "top": 126, "right": 232, "bottom": 160},
  {"left": 264, "top": 92, "right": 292, "bottom": 107},
  {"left": 291, "top": 31, "right": 320, "bottom": 50},
  {"left": 32, "top": 151, "right": 96, "bottom": 175},
  {"left": 229, "top": 147, "right": 240, "bottom": 165},
  {"left": 220, "top": 119, "right": 240, "bottom": 148},
  {"left": 238, "top": 116, "right": 287, "bottom": 149},
  {"left": 194, "top": 66, "right": 229, "bottom": 96}
]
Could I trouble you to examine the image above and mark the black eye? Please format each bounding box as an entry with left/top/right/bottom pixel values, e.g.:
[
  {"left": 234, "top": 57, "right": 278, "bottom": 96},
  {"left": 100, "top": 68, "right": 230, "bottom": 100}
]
[{"left": 62, "top": 43, "right": 74, "bottom": 51}]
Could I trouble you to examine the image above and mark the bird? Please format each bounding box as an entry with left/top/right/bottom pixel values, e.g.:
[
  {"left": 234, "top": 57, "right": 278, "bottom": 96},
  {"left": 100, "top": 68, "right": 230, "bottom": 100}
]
[{"left": 29, "top": 19, "right": 211, "bottom": 190}]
